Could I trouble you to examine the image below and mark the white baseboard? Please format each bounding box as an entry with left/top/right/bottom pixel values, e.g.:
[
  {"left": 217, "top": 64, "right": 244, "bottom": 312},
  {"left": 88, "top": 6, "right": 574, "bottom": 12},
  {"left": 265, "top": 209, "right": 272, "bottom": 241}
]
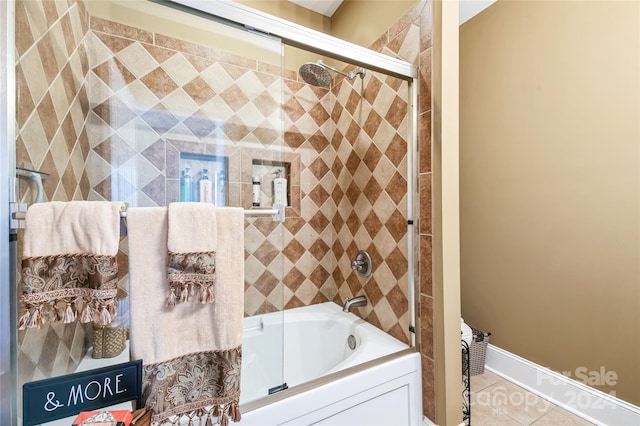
[
  {"left": 422, "top": 415, "right": 437, "bottom": 426},
  {"left": 485, "top": 344, "right": 640, "bottom": 426}
]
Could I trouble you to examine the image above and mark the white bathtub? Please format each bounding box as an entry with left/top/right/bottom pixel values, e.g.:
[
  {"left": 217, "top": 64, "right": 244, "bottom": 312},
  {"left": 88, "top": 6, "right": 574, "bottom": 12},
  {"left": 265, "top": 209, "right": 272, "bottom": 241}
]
[
  {"left": 240, "top": 302, "right": 408, "bottom": 404},
  {"left": 239, "top": 302, "right": 423, "bottom": 425},
  {"left": 46, "top": 302, "right": 422, "bottom": 426}
]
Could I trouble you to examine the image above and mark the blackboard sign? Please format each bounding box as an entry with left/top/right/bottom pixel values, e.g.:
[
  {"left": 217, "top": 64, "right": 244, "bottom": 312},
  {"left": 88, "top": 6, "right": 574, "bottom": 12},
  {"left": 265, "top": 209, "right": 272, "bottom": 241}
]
[{"left": 23, "top": 360, "right": 142, "bottom": 426}]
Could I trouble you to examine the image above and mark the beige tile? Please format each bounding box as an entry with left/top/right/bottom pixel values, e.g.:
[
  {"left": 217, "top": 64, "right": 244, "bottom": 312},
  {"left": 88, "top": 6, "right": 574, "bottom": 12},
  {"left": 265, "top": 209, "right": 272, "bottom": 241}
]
[
  {"left": 471, "top": 387, "right": 524, "bottom": 426},
  {"left": 477, "top": 380, "right": 555, "bottom": 425},
  {"left": 471, "top": 370, "right": 503, "bottom": 392},
  {"left": 531, "top": 408, "right": 595, "bottom": 426}
]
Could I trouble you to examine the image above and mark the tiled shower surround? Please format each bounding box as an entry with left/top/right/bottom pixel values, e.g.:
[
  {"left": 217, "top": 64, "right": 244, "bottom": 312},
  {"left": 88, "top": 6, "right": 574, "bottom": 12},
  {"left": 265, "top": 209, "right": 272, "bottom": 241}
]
[
  {"left": 15, "top": 0, "right": 91, "bottom": 383},
  {"left": 85, "top": 15, "right": 411, "bottom": 343},
  {"left": 15, "top": 0, "right": 436, "bottom": 421}
]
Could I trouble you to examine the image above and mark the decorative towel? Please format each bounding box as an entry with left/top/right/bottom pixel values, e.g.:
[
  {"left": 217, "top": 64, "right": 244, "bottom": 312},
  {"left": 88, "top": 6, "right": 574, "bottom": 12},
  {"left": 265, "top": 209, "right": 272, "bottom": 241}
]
[
  {"left": 128, "top": 206, "right": 244, "bottom": 426},
  {"left": 166, "top": 202, "right": 218, "bottom": 308},
  {"left": 18, "top": 201, "right": 125, "bottom": 329}
]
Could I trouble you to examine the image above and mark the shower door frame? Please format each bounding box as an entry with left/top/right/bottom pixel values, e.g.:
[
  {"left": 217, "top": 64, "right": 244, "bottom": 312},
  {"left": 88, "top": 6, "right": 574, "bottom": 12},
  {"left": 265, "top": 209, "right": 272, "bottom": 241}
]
[
  {"left": 1, "top": 0, "right": 16, "bottom": 424},
  {"left": 166, "top": 0, "right": 420, "bottom": 347},
  {"left": 0, "top": 0, "right": 421, "bottom": 421}
]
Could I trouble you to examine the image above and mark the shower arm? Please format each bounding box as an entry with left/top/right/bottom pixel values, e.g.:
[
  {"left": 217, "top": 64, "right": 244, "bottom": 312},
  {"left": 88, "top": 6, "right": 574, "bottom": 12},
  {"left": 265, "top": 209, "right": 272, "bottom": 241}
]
[{"left": 317, "top": 60, "right": 365, "bottom": 80}]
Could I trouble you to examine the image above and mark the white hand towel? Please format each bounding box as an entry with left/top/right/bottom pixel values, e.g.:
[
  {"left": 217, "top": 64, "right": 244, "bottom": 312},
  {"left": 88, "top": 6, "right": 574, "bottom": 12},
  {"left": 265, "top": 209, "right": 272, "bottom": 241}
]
[
  {"left": 166, "top": 202, "right": 218, "bottom": 308},
  {"left": 128, "top": 206, "right": 244, "bottom": 425}
]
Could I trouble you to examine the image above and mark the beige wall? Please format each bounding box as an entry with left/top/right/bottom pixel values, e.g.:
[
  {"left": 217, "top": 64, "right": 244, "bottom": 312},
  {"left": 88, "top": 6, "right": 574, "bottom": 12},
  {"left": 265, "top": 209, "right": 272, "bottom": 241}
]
[
  {"left": 460, "top": 0, "right": 640, "bottom": 405},
  {"left": 432, "top": 0, "right": 462, "bottom": 423},
  {"left": 331, "top": 0, "right": 419, "bottom": 48},
  {"left": 235, "top": 0, "right": 330, "bottom": 33}
]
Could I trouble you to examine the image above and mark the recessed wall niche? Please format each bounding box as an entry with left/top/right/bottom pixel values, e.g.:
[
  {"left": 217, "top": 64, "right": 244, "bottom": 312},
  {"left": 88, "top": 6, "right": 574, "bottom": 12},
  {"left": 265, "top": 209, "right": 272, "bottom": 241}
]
[
  {"left": 178, "top": 152, "right": 229, "bottom": 205},
  {"left": 251, "top": 159, "right": 291, "bottom": 208}
]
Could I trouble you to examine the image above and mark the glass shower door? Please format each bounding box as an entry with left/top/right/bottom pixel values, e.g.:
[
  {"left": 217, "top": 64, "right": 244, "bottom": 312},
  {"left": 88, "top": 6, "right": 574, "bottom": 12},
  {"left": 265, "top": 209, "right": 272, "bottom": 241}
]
[{"left": 11, "top": 0, "right": 287, "bottom": 422}]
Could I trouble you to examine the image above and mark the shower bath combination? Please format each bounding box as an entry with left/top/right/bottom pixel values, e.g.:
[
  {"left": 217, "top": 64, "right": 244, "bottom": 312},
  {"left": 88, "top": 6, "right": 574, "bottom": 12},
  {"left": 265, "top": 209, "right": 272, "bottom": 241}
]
[
  {"left": 4, "top": 0, "right": 422, "bottom": 422},
  {"left": 298, "top": 60, "right": 366, "bottom": 87}
]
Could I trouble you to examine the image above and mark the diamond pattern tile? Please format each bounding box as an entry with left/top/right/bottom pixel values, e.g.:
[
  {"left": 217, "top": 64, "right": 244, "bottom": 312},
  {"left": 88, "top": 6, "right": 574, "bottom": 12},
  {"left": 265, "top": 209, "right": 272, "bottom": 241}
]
[
  {"left": 16, "top": 5, "right": 424, "bottom": 377},
  {"left": 93, "top": 57, "right": 136, "bottom": 91},
  {"left": 140, "top": 67, "right": 179, "bottom": 100}
]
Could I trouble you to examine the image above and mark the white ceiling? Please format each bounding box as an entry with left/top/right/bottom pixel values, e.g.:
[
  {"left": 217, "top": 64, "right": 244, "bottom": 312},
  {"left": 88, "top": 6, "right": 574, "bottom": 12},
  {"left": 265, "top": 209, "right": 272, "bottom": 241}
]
[
  {"left": 287, "top": 0, "right": 497, "bottom": 24},
  {"left": 288, "top": 0, "right": 344, "bottom": 17},
  {"left": 459, "top": 0, "right": 497, "bottom": 25}
]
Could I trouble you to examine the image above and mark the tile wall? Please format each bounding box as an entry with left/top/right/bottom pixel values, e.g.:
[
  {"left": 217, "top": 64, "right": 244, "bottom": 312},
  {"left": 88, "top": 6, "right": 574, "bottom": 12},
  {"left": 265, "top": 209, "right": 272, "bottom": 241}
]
[
  {"left": 378, "top": 1, "right": 436, "bottom": 421},
  {"left": 335, "top": 0, "right": 434, "bottom": 421},
  {"left": 328, "top": 70, "right": 411, "bottom": 343},
  {"left": 15, "top": 0, "right": 91, "bottom": 201},
  {"left": 14, "top": 0, "right": 91, "bottom": 382},
  {"left": 13, "top": 1, "right": 432, "bottom": 418},
  {"left": 84, "top": 16, "right": 412, "bottom": 343}
]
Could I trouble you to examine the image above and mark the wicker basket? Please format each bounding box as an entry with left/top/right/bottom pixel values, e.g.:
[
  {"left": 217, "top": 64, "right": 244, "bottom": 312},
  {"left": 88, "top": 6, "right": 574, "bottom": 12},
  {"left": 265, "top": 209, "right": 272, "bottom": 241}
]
[
  {"left": 470, "top": 327, "right": 490, "bottom": 376},
  {"left": 92, "top": 326, "right": 127, "bottom": 359}
]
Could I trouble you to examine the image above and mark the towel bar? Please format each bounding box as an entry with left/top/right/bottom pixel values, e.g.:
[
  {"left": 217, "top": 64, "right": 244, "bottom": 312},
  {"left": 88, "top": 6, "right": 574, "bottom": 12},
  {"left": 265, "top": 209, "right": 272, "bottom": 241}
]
[{"left": 10, "top": 203, "right": 286, "bottom": 227}]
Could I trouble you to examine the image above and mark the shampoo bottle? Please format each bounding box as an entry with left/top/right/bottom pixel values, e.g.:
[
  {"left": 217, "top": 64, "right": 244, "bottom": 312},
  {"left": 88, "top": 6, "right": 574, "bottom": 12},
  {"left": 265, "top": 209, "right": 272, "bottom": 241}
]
[
  {"left": 272, "top": 170, "right": 287, "bottom": 206},
  {"left": 216, "top": 170, "right": 226, "bottom": 206},
  {"left": 252, "top": 176, "right": 261, "bottom": 207},
  {"left": 199, "top": 168, "right": 213, "bottom": 203},
  {"left": 180, "top": 166, "right": 194, "bottom": 202}
]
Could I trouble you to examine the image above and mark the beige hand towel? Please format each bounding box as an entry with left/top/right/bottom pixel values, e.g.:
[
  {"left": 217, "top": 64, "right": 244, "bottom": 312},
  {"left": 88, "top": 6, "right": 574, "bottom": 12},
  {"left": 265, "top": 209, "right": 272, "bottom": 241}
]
[
  {"left": 166, "top": 202, "right": 218, "bottom": 308},
  {"left": 128, "top": 206, "right": 244, "bottom": 425},
  {"left": 18, "top": 201, "right": 125, "bottom": 329}
]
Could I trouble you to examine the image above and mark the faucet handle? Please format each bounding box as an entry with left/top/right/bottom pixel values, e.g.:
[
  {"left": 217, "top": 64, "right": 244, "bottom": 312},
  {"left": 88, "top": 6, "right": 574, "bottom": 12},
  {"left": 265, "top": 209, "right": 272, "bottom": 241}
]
[{"left": 351, "top": 250, "right": 372, "bottom": 277}]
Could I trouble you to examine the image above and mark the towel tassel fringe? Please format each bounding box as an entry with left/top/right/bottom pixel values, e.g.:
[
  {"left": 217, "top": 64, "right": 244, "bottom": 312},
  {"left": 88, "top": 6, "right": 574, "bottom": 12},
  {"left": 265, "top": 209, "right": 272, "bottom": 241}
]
[
  {"left": 179, "top": 284, "right": 189, "bottom": 303},
  {"left": 63, "top": 302, "right": 76, "bottom": 324},
  {"left": 79, "top": 300, "right": 94, "bottom": 323},
  {"left": 166, "top": 288, "right": 177, "bottom": 309},
  {"left": 220, "top": 407, "right": 229, "bottom": 426},
  {"left": 26, "top": 307, "right": 42, "bottom": 329},
  {"left": 17, "top": 309, "right": 31, "bottom": 330},
  {"left": 97, "top": 305, "right": 112, "bottom": 326},
  {"left": 49, "top": 303, "right": 62, "bottom": 322},
  {"left": 229, "top": 401, "right": 241, "bottom": 422}
]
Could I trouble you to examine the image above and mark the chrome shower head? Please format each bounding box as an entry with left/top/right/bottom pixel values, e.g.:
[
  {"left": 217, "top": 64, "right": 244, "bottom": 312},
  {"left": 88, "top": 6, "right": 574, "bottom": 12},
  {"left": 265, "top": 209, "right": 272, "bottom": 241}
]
[
  {"left": 299, "top": 61, "right": 333, "bottom": 87},
  {"left": 298, "top": 60, "right": 366, "bottom": 87}
]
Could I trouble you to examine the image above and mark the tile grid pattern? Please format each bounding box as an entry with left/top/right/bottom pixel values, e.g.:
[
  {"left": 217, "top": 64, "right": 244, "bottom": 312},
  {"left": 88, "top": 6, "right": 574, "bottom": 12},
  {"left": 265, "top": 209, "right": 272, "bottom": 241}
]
[
  {"left": 84, "top": 17, "right": 412, "bottom": 342},
  {"left": 366, "top": 0, "right": 436, "bottom": 421},
  {"left": 83, "top": 18, "right": 340, "bottom": 317},
  {"left": 14, "top": 0, "right": 423, "bottom": 384},
  {"left": 15, "top": 0, "right": 91, "bottom": 202},
  {"left": 328, "top": 71, "right": 411, "bottom": 343},
  {"left": 470, "top": 371, "right": 595, "bottom": 425},
  {"left": 14, "top": 0, "right": 91, "bottom": 382}
]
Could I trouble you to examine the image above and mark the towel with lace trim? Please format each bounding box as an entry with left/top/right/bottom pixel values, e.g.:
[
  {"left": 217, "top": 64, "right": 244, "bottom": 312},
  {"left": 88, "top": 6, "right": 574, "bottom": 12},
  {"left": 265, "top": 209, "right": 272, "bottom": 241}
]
[
  {"left": 128, "top": 206, "right": 244, "bottom": 425},
  {"left": 18, "top": 201, "right": 124, "bottom": 329},
  {"left": 166, "top": 202, "right": 218, "bottom": 308}
]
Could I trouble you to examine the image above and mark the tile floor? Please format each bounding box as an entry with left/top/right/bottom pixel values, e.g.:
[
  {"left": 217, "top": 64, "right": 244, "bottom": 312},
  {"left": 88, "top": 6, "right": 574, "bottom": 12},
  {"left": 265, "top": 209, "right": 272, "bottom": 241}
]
[{"left": 469, "top": 370, "right": 595, "bottom": 425}]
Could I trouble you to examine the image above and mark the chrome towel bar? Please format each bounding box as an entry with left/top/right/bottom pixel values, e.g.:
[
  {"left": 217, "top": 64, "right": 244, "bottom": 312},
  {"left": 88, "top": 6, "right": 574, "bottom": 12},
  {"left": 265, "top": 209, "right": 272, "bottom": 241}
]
[{"left": 10, "top": 203, "right": 286, "bottom": 227}]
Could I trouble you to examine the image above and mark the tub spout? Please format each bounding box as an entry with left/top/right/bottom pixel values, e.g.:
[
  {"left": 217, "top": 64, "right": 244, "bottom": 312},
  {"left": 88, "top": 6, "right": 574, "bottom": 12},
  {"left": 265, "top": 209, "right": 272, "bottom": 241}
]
[{"left": 343, "top": 295, "right": 367, "bottom": 313}]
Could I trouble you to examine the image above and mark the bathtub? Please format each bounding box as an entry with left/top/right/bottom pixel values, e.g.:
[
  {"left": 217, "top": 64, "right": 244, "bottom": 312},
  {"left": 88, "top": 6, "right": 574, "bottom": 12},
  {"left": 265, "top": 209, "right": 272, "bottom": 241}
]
[
  {"left": 239, "top": 302, "right": 423, "bottom": 425},
  {"left": 45, "top": 302, "right": 422, "bottom": 425}
]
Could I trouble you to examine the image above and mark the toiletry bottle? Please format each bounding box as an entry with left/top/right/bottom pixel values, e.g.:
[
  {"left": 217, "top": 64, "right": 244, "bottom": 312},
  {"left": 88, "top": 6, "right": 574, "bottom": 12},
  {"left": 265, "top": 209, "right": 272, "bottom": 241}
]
[
  {"left": 272, "top": 170, "right": 287, "bottom": 206},
  {"left": 217, "top": 170, "right": 226, "bottom": 206},
  {"left": 180, "top": 166, "right": 194, "bottom": 202},
  {"left": 252, "top": 176, "right": 261, "bottom": 207},
  {"left": 199, "top": 168, "right": 213, "bottom": 203}
]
